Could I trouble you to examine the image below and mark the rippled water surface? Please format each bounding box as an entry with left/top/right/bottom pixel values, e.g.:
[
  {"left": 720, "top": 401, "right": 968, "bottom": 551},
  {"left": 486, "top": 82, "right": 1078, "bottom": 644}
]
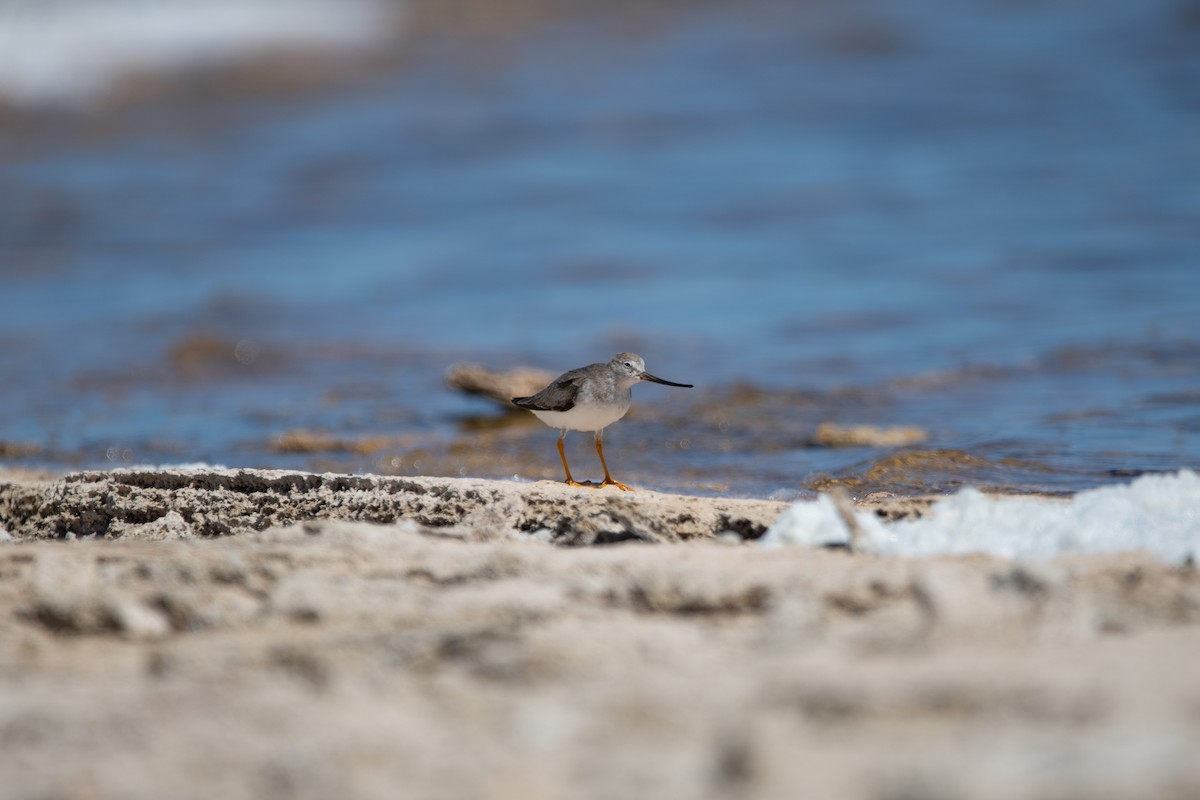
[{"left": 2, "top": 0, "right": 1198, "bottom": 497}]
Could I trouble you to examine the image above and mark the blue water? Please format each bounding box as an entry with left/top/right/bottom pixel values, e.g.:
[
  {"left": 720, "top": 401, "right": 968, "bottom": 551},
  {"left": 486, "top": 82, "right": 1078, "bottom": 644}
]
[{"left": 1, "top": 0, "right": 1198, "bottom": 495}]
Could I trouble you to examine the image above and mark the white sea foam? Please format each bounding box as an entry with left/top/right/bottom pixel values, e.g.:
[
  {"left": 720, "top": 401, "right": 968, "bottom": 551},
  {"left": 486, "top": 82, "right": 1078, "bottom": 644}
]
[
  {"left": 761, "top": 471, "right": 1200, "bottom": 563},
  {"left": 0, "top": 0, "right": 398, "bottom": 106},
  {"left": 123, "top": 462, "right": 229, "bottom": 472}
]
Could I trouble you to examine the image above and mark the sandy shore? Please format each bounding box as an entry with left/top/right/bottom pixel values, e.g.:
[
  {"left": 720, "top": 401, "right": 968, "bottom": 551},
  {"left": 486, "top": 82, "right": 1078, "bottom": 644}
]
[{"left": 2, "top": 468, "right": 1199, "bottom": 799}]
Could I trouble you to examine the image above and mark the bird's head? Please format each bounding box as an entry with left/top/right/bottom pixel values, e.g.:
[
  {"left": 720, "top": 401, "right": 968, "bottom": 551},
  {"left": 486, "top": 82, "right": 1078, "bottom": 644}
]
[{"left": 610, "top": 353, "right": 693, "bottom": 389}]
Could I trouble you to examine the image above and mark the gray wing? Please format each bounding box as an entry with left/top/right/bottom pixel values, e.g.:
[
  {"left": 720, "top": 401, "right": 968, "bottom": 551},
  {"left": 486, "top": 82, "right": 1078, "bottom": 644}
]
[{"left": 512, "top": 370, "right": 583, "bottom": 412}]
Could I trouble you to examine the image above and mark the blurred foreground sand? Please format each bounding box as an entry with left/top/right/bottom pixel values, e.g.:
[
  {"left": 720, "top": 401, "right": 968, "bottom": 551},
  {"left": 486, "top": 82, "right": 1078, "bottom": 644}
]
[{"left": 1, "top": 469, "right": 1198, "bottom": 799}]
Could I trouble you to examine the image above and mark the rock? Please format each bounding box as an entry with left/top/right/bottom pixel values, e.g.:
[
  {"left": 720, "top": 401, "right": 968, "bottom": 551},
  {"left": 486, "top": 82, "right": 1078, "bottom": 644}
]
[
  {"left": 444, "top": 362, "right": 557, "bottom": 408},
  {"left": 0, "top": 468, "right": 789, "bottom": 544},
  {"left": 108, "top": 597, "right": 172, "bottom": 640},
  {"left": 812, "top": 422, "right": 929, "bottom": 448}
]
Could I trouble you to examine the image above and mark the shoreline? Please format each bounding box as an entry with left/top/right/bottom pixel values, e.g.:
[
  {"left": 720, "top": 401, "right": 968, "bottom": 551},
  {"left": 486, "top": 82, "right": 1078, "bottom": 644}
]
[
  {"left": 0, "top": 466, "right": 945, "bottom": 545},
  {"left": 1, "top": 467, "right": 795, "bottom": 544}
]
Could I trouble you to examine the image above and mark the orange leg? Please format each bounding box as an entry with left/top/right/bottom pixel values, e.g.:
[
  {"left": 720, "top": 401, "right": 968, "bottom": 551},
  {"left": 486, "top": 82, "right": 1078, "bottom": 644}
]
[
  {"left": 557, "top": 431, "right": 586, "bottom": 487},
  {"left": 595, "top": 431, "right": 632, "bottom": 491}
]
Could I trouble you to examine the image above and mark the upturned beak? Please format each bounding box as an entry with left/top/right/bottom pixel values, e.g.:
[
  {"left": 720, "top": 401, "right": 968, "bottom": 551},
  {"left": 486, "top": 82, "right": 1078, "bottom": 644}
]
[{"left": 640, "top": 372, "right": 693, "bottom": 388}]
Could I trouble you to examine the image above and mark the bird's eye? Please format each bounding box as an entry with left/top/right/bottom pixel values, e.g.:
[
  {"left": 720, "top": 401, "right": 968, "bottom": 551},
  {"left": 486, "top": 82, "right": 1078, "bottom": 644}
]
[{"left": 624, "top": 362, "right": 633, "bottom": 368}]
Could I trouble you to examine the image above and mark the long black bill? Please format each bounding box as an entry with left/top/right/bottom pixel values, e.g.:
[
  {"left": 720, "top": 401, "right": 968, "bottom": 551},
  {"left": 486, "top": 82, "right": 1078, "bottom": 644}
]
[{"left": 641, "top": 372, "right": 693, "bottom": 388}]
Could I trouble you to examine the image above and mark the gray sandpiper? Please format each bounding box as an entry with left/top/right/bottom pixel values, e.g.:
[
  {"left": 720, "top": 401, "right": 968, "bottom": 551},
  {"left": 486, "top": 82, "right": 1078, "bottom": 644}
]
[{"left": 512, "top": 352, "right": 693, "bottom": 490}]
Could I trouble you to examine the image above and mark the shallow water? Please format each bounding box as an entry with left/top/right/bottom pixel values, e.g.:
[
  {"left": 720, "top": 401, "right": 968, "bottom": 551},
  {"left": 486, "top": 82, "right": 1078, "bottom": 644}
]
[{"left": 2, "top": 0, "right": 1198, "bottom": 497}]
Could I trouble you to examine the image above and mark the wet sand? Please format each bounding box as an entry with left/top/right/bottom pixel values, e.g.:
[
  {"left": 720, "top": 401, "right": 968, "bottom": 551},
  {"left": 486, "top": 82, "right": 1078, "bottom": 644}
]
[{"left": 2, "top": 468, "right": 1199, "bottom": 799}]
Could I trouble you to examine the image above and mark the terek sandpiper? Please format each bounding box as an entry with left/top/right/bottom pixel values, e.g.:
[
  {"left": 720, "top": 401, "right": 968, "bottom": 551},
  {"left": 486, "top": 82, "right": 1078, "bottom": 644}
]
[{"left": 512, "top": 353, "right": 693, "bottom": 490}]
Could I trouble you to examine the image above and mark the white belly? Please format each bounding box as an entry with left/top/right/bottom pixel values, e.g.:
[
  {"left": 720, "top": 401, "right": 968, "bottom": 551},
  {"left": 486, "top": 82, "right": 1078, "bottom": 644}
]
[{"left": 530, "top": 400, "right": 630, "bottom": 432}]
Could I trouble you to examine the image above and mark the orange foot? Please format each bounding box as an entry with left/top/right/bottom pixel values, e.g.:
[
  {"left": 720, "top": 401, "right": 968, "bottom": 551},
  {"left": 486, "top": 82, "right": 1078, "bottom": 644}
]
[{"left": 598, "top": 478, "right": 633, "bottom": 492}]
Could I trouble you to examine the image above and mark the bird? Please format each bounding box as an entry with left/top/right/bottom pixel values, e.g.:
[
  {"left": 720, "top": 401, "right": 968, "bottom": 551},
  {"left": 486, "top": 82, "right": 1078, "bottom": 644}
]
[{"left": 512, "top": 353, "right": 693, "bottom": 491}]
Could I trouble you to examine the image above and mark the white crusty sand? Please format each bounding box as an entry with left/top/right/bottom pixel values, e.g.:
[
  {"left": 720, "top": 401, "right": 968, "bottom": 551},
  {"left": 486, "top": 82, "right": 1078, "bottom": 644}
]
[{"left": 1, "top": 468, "right": 1198, "bottom": 800}]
